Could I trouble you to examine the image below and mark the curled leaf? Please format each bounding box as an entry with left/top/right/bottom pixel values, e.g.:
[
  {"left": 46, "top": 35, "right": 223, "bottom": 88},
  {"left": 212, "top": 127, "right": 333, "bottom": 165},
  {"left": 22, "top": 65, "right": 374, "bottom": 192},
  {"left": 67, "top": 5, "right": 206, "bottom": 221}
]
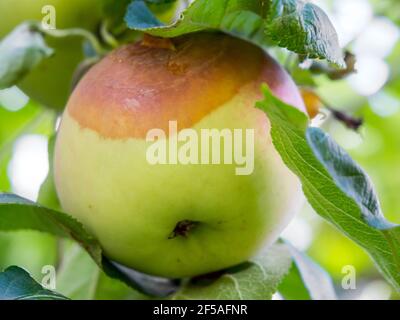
[{"left": 0, "top": 23, "right": 53, "bottom": 89}]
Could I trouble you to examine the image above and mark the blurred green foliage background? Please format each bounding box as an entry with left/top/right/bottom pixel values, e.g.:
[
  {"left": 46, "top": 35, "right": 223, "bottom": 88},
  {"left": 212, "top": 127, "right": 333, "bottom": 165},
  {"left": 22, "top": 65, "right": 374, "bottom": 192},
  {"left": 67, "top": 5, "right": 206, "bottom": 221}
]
[{"left": 0, "top": 0, "right": 399, "bottom": 299}]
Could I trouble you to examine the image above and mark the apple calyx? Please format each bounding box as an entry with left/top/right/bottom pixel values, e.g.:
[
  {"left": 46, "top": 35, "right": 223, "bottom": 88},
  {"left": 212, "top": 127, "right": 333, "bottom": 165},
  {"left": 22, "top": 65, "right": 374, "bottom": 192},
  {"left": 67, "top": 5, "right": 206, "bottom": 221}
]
[{"left": 168, "top": 220, "right": 199, "bottom": 239}]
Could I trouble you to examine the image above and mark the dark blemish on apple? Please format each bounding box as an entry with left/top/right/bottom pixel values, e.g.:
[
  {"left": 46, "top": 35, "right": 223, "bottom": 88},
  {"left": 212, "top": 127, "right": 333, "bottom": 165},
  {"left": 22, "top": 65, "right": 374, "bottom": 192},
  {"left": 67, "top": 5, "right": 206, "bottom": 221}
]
[{"left": 168, "top": 220, "right": 199, "bottom": 239}]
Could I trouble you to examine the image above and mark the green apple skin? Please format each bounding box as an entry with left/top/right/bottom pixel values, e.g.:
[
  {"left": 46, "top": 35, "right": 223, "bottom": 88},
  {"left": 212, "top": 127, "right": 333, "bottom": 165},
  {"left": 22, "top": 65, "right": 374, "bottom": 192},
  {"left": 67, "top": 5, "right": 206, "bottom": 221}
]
[
  {"left": 54, "top": 33, "right": 306, "bottom": 278},
  {"left": 0, "top": 0, "right": 105, "bottom": 110}
]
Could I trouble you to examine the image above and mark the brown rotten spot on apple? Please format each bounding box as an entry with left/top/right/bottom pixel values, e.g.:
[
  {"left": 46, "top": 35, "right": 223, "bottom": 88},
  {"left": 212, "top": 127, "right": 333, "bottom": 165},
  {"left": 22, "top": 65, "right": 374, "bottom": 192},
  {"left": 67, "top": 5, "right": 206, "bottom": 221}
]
[
  {"left": 67, "top": 33, "right": 306, "bottom": 139},
  {"left": 55, "top": 32, "right": 307, "bottom": 278}
]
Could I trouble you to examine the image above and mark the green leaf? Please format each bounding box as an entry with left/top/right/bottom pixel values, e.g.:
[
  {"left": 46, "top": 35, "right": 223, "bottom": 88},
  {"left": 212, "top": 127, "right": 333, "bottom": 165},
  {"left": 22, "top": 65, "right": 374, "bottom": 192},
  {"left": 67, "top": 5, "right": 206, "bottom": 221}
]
[
  {"left": 307, "top": 128, "right": 395, "bottom": 230},
  {"left": 125, "top": 0, "right": 344, "bottom": 66},
  {"left": 126, "top": 1, "right": 164, "bottom": 29},
  {"left": 277, "top": 258, "right": 310, "bottom": 299},
  {"left": 256, "top": 85, "right": 400, "bottom": 292},
  {"left": 0, "top": 266, "right": 67, "bottom": 300},
  {"left": 279, "top": 243, "right": 336, "bottom": 300},
  {"left": 0, "top": 193, "right": 102, "bottom": 263},
  {"left": 173, "top": 243, "right": 292, "bottom": 300},
  {"left": 0, "top": 23, "right": 53, "bottom": 89}
]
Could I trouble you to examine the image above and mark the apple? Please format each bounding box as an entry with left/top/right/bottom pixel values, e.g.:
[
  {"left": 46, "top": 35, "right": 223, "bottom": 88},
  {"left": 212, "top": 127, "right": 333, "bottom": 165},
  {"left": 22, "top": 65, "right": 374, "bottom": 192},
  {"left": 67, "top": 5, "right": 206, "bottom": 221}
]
[
  {"left": 54, "top": 33, "right": 306, "bottom": 278},
  {"left": 0, "top": 0, "right": 106, "bottom": 110}
]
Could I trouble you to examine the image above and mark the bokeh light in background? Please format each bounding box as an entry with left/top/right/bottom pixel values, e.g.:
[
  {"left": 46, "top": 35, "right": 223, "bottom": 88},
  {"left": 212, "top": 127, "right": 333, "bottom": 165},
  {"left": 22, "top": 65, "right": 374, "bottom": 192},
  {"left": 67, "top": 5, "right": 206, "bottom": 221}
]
[
  {"left": 349, "top": 56, "right": 389, "bottom": 96},
  {"left": 357, "top": 280, "right": 392, "bottom": 300},
  {"left": 317, "top": 0, "right": 399, "bottom": 99},
  {"left": 0, "top": 86, "right": 50, "bottom": 202},
  {"left": 369, "top": 91, "right": 400, "bottom": 117}
]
